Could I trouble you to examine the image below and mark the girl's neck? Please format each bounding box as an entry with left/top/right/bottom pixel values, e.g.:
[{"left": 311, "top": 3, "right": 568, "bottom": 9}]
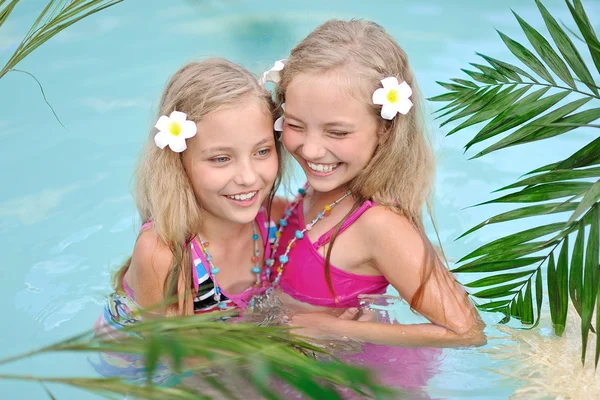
[
  {"left": 306, "top": 184, "right": 353, "bottom": 210},
  {"left": 195, "top": 212, "right": 254, "bottom": 245}
]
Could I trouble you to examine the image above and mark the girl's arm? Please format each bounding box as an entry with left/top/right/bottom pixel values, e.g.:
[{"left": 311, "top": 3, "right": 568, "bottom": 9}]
[
  {"left": 127, "top": 228, "right": 194, "bottom": 316},
  {"left": 291, "top": 207, "right": 485, "bottom": 348}
]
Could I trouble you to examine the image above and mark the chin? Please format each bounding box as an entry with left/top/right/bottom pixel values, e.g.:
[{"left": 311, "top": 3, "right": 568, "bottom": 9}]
[
  {"left": 225, "top": 205, "right": 263, "bottom": 224},
  {"left": 304, "top": 176, "right": 345, "bottom": 194}
]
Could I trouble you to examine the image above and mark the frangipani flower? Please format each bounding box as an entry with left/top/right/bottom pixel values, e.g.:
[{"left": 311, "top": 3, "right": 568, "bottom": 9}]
[
  {"left": 258, "top": 59, "right": 286, "bottom": 85},
  {"left": 154, "top": 111, "right": 197, "bottom": 153},
  {"left": 274, "top": 103, "right": 285, "bottom": 132},
  {"left": 372, "top": 77, "right": 413, "bottom": 120}
]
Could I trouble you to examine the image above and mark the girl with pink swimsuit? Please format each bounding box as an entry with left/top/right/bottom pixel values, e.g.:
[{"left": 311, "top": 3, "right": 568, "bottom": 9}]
[{"left": 259, "top": 19, "right": 486, "bottom": 392}]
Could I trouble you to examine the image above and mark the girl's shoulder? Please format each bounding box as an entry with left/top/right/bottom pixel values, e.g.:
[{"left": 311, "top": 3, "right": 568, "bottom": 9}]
[
  {"left": 359, "top": 204, "right": 415, "bottom": 231},
  {"left": 130, "top": 225, "right": 174, "bottom": 283},
  {"left": 358, "top": 205, "right": 425, "bottom": 253}
]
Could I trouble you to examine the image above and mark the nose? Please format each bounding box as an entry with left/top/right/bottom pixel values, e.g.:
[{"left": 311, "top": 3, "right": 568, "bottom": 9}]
[
  {"left": 300, "top": 132, "right": 327, "bottom": 160},
  {"left": 233, "top": 160, "right": 258, "bottom": 187}
]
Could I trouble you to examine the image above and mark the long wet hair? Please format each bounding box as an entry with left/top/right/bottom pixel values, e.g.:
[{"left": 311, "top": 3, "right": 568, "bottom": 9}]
[
  {"left": 276, "top": 20, "right": 441, "bottom": 310},
  {"left": 114, "top": 58, "right": 284, "bottom": 314}
]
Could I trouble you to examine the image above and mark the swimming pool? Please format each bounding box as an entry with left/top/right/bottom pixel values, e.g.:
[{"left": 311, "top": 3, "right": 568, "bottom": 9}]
[{"left": 2, "top": 0, "right": 599, "bottom": 398}]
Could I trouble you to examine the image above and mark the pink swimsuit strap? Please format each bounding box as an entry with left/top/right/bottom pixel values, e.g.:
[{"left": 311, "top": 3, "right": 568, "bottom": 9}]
[
  {"left": 277, "top": 196, "right": 388, "bottom": 308},
  {"left": 312, "top": 199, "right": 376, "bottom": 248}
]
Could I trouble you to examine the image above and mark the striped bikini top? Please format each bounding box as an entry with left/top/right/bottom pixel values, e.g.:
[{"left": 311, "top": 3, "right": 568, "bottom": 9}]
[{"left": 123, "top": 208, "right": 276, "bottom": 313}]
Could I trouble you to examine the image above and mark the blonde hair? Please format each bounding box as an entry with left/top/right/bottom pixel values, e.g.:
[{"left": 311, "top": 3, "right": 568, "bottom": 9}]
[
  {"left": 276, "top": 20, "right": 437, "bottom": 307},
  {"left": 114, "top": 58, "right": 283, "bottom": 314}
]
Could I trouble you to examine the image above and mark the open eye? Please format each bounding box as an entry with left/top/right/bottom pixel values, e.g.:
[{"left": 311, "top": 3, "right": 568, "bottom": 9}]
[
  {"left": 212, "top": 156, "right": 230, "bottom": 163},
  {"left": 256, "top": 148, "right": 271, "bottom": 157}
]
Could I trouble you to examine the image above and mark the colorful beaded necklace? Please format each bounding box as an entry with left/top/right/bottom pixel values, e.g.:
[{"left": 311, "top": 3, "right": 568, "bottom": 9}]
[
  {"left": 264, "top": 185, "right": 352, "bottom": 289},
  {"left": 197, "top": 220, "right": 261, "bottom": 309}
]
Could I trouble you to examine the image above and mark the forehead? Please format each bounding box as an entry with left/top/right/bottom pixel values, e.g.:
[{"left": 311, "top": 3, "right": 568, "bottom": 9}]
[
  {"left": 188, "top": 98, "right": 273, "bottom": 151},
  {"left": 285, "top": 70, "right": 374, "bottom": 121}
]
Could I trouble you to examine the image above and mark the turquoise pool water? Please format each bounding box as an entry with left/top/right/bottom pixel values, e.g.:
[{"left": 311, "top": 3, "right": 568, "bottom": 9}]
[{"left": 1, "top": 0, "right": 599, "bottom": 398}]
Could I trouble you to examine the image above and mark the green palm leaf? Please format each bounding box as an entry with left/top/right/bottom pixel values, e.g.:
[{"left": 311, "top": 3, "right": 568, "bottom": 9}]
[
  {"left": 566, "top": 0, "right": 600, "bottom": 74},
  {"left": 457, "top": 202, "right": 579, "bottom": 238},
  {"left": 0, "top": 0, "right": 124, "bottom": 80},
  {"left": 472, "top": 99, "right": 594, "bottom": 157},
  {"left": 0, "top": 312, "right": 395, "bottom": 399},
  {"left": 0, "top": 0, "right": 19, "bottom": 30},
  {"left": 430, "top": 0, "right": 600, "bottom": 366},
  {"left": 465, "top": 89, "right": 570, "bottom": 151},
  {"left": 497, "top": 30, "right": 555, "bottom": 83},
  {"left": 513, "top": 9, "right": 575, "bottom": 88},
  {"left": 536, "top": 0, "right": 599, "bottom": 95},
  {"left": 496, "top": 167, "right": 600, "bottom": 191}
]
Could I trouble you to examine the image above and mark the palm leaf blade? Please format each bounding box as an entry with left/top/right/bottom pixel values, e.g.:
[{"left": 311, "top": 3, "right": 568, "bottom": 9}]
[
  {"left": 565, "top": 179, "right": 600, "bottom": 226},
  {"left": 535, "top": 269, "right": 543, "bottom": 327},
  {"left": 570, "top": 223, "right": 586, "bottom": 316},
  {"left": 477, "top": 52, "right": 531, "bottom": 82},
  {"left": 441, "top": 86, "right": 504, "bottom": 129},
  {"left": 474, "top": 97, "right": 593, "bottom": 157},
  {"left": 451, "top": 78, "right": 479, "bottom": 88},
  {"left": 567, "top": 0, "right": 600, "bottom": 75},
  {"left": 471, "top": 280, "right": 529, "bottom": 299},
  {"left": 556, "top": 238, "right": 570, "bottom": 335},
  {"left": 477, "top": 300, "right": 512, "bottom": 310},
  {"left": 497, "top": 167, "right": 600, "bottom": 191},
  {"left": 457, "top": 202, "right": 579, "bottom": 238},
  {"left": 445, "top": 85, "right": 530, "bottom": 132},
  {"left": 557, "top": 136, "right": 600, "bottom": 169},
  {"left": 452, "top": 256, "right": 547, "bottom": 273},
  {"left": 465, "top": 270, "right": 537, "bottom": 288},
  {"left": 461, "top": 68, "right": 498, "bottom": 84},
  {"left": 513, "top": 10, "right": 575, "bottom": 88},
  {"left": 0, "top": 1, "right": 124, "bottom": 79},
  {"left": 466, "top": 89, "right": 569, "bottom": 151},
  {"left": 480, "top": 182, "right": 592, "bottom": 204},
  {"left": 497, "top": 30, "right": 555, "bottom": 83},
  {"left": 458, "top": 222, "right": 564, "bottom": 262},
  {"left": 470, "top": 63, "right": 510, "bottom": 83},
  {"left": 581, "top": 205, "right": 599, "bottom": 364},
  {"left": 522, "top": 280, "right": 535, "bottom": 324},
  {"left": 0, "top": 0, "right": 19, "bottom": 30},
  {"left": 535, "top": 0, "right": 599, "bottom": 95}
]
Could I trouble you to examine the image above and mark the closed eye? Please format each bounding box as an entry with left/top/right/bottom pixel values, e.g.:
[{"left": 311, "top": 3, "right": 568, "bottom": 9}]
[
  {"left": 329, "top": 131, "right": 349, "bottom": 138},
  {"left": 285, "top": 121, "right": 304, "bottom": 131}
]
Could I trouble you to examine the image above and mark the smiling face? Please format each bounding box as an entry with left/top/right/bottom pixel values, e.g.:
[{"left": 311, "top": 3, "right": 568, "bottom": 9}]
[
  {"left": 282, "top": 70, "right": 380, "bottom": 194},
  {"left": 182, "top": 96, "right": 278, "bottom": 225}
]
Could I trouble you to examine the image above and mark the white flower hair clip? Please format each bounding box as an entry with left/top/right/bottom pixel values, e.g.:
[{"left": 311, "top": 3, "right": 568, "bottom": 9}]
[
  {"left": 274, "top": 103, "right": 285, "bottom": 132},
  {"left": 372, "top": 77, "right": 413, "bottom": 120},
  {"left": 154, "top": 111, "right": 197, "bottom": 153},
  {"left": 258, "top": 59, "right": 286, "bottom": 86}
]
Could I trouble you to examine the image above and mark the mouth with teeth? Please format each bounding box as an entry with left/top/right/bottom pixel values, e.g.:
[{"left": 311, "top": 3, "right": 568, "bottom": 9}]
[
  {"left": 224, "top": 190, "right": 258, "bottom": 207},
  {"left": 305, "top": 160, "right": 342, "bottom": 176}
]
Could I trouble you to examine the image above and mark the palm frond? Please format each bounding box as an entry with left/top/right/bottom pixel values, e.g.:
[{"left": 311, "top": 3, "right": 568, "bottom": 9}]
[
  {"left": 0, "top": 0, "right": 19, "bottom": 30},
  {"left": 0, "top": 311, "right": 397, "bottom": 399},
  {"left": 0, "top": 0, "right": 123, "bottom": 80},
  {"left": 431, "top": 0, "right": 600, "bottom": 366}
]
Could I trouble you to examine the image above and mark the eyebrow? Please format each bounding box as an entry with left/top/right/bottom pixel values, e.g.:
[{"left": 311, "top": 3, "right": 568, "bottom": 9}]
[
  {"left": 201, "top": 138, "right": 273, "bottom": 155},
  {"left": 285, "top": 112, "right": 355, "bottom": 129}
]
